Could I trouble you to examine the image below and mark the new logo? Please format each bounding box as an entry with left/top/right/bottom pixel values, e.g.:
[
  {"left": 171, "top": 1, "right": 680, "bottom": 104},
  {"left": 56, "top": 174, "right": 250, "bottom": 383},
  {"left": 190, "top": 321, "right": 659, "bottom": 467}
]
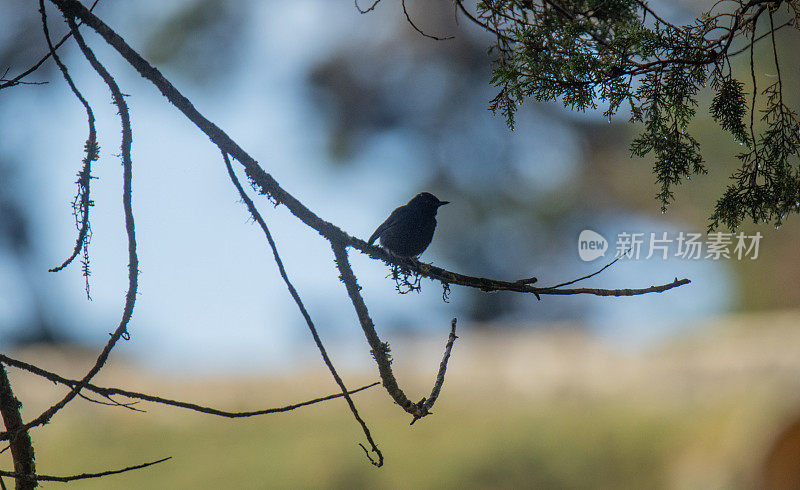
[{"left": 578, "top": 229, "right": 607, "bottom": 261}]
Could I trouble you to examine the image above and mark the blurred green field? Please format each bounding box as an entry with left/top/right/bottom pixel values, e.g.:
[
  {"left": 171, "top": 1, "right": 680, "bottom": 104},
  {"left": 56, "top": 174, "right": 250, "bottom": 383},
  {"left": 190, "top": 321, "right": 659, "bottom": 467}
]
[
  {"left": 26, "top": 397, "right": 740, "bottom": 489},
  {"left": 5, "top": 311, "right": 800, "bottom": 489}
]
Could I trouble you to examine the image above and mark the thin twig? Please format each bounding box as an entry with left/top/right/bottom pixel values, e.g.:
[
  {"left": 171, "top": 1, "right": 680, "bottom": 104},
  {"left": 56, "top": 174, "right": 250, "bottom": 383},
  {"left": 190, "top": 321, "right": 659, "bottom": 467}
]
[
  {"left": 76, "top": 392, "right": 144, "bottom": 412},
  {"left": 541, "top": 249, "right": 628, "bottom": 290},
  {"left": 633, "top": 0, "right": 685, "bottom": 33},
  {"left": 401, "top": 0, "right": 453, "bottom": 40},
  {"left": 726, "top": 18, "right": 794, "bottom": 57},
  {"left": 354, "top": 0, "right": 382, "bottom": 14},
  {"left": 454, "top": 0, "right": 510, "bottom": 40},
  {"left": 0, "top": 0, "right": 100, "bottom": 90},
  {"left": 0, "top": 458, "right": 171, "bottom": 483}
]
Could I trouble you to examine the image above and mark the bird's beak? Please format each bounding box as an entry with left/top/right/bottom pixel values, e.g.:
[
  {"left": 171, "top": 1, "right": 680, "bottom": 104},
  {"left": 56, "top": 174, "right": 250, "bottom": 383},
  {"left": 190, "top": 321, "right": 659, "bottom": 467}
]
[{"left": 438, "top": 201, "right": 450, "bottom": 206}]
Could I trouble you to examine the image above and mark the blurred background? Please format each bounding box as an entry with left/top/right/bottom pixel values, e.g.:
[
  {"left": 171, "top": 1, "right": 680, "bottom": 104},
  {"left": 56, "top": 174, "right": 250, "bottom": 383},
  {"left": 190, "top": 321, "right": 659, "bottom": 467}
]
[{"left": 1, "top": 0, "right": 799, "bottom": 487}]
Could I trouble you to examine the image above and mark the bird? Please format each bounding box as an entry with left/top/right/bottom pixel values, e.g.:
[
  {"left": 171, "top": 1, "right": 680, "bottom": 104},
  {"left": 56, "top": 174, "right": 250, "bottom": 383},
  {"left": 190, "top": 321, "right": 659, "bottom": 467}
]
[{"left": 368, "top": 192, "right": 449, "bottom": 257}]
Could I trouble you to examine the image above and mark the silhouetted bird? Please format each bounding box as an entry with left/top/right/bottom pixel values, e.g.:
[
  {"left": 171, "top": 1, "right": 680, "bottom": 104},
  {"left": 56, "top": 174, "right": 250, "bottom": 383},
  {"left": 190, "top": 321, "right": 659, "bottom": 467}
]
[{"left": 368, "top": 192, "right": 449, "bottom": 257}]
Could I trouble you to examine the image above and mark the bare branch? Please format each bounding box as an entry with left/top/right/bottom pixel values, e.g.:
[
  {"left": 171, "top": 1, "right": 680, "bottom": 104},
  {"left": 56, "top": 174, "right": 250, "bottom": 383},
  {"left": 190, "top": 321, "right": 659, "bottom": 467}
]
[
  {"left": 357, "top": 245, "right": 690, "bottom": 298},
  {"left": 354, "top": 0, "right": 382, "bottom": 14},
  {"left": 0, "top": 458, "right": 170, "bottom": 483},
  {"left": 453, "top": 0, "right": 511, "bottom": 40},
  {"left": 727, "top": 19, "right": 795, "bottom": 57},
  {"left": 411, "top": 318, "right": 458, "bottom": 425},
  {"left": 401, "top": 0, "right": 453, "bottom": 40},
  {"left": 541, "top": 251, "right": 627, "bottom": 290}
]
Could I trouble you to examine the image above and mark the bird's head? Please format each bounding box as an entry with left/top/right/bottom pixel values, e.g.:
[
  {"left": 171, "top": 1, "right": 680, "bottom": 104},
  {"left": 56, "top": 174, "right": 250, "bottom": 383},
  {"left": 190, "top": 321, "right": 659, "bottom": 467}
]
[{"left": 409, "top": 192, "right": 449, "bottom": 211}]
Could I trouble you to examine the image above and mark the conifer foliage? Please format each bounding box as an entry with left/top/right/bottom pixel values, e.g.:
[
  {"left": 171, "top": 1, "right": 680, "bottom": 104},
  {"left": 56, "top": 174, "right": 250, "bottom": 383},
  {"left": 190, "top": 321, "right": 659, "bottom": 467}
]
[{"left": 458, "top": 0, "right": 799, "bottom": 229}]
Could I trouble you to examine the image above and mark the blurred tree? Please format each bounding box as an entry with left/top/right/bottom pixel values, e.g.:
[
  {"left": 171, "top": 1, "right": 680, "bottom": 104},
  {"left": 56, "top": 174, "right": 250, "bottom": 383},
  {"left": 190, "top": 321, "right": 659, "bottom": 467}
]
[
  {"left": 0, "top": 6, "right": 68, "bottom": 345},
  {"left": 0, "top": 159, "right": 67, "bottom": 345},
  {"left": 142, "top": 0, "right": 246, "bottom": 86}
]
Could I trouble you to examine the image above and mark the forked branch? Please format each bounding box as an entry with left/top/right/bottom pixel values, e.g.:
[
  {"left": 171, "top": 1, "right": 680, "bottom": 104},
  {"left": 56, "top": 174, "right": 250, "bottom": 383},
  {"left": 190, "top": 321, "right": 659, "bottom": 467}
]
[{"left": 412, "top": 318, "right": 458, "bottom": 425}]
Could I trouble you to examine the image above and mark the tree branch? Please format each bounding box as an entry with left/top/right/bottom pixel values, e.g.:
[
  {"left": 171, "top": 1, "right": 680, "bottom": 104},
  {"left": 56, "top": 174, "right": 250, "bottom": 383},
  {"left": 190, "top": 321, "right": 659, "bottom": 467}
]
[
  {"left": 356, "top": 245, "right": 690, "bottom": 297},
  {"left": 0, "top": 363, "right": 36, "bottom": 490},
  {"left": 401, "top": 0, "right": 453, "bottom": 40},
  {"left": 354, "top": 0, "right": 382, "bottom": 15},
  {"left": 0, "top": 458, "right": 170, "bottom": 483}
]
